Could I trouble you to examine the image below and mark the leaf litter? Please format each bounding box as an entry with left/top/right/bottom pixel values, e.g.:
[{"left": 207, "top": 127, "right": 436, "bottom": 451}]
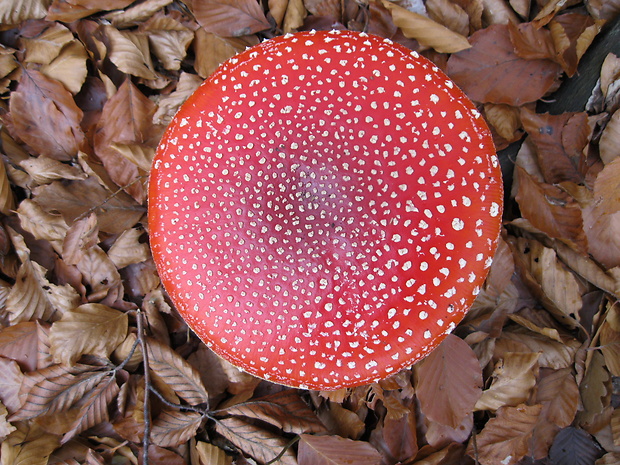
[{"left": 0, "top": 1, "right": 619, "bottom": 464}]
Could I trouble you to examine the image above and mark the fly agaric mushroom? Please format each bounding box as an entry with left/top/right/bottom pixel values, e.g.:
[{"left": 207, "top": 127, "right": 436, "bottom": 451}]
[{"left": 148, "top": 30, "right": 503, "bottom": 390}]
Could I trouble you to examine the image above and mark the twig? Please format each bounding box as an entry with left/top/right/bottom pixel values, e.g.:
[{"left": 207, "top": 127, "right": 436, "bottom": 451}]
[
  {"left": 471, "top": 427, "right": 480, "bottom": 465},
  {"left": 137, "top": 309, "right": 151, "bottom": 465},
  {"left": 148, "top": 384, "right": 212, "bottom": 418},
  {"left": 266, "top": 435, "right": 300, "bottom": 465}
]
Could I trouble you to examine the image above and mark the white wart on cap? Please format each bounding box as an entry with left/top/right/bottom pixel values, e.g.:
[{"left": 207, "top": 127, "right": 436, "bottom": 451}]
[{"left": 148, "top": 30, "right": 503, "bottom": 390}]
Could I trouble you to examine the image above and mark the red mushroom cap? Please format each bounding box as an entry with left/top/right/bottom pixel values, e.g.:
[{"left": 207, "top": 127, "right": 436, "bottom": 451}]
[{"left": 148, "top": 30, "right": 503, "bottom": 390}]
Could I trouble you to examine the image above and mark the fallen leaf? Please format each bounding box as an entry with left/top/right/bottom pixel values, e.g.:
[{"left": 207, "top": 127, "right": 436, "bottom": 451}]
[
  {"left": 468, "top": 404, "right": 543, "bottom": 465},
  {"left": 475, "top": 352, "right": 539, "bottom": 411},
  {"left": 549, "top": 427, "right": 605, "bottom": 464},
  {"left": 9, "top": 69, "right": 85, "bottom": 160},
  {"left": 298, "top": 433, "right": 382, "bottom": 465},
  {"left": 447, "top": 24, "right": 562, "bottom": 105},
  {"left": 50, "top": 304, "right": 128, "bottom": 366},
  {"left": 189, "top": 0, "right": 271, "bottom": 37},
  {"left": 215, "top": 416, "right": 297, "bottom": 465},
  {"left": 380, "top": 0, "right": 471, "bottom": 53},
  {"left": 415, "top": 334, "right": 482, "bottom": 428},
  {"left": 150, "top": 407, "right": 203, "bottom": 447},
  {"left": 146, "top": 337, "right": 209, "bottom": 405}
]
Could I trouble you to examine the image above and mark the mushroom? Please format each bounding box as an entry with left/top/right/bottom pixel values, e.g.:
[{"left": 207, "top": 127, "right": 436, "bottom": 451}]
[{"left": 148, "top": 30, "right": 503, "bottom": 390}]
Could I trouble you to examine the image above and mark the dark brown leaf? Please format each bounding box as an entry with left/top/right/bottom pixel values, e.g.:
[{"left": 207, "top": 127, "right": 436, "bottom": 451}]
[
  {"left": 190, "top": 0, "right": 271, "bottom": 37},
  {"left": 447, "top": 24, "right": 563, "bottom": 105},
  {"left": 415, "top": 334, "right": 482, "bottom": 428},
  {"left": 150, "top": 408, "right": 203, "bottom": 448},
  {"left": 215, "top": 416, "right": 297, "bottom": 465},
  {"left": 298, "top": 433, "right": 382, "bottom": 465},
  {"left": 9, "top": 70, "right": 85, "bottom": 160},
  {"left": 218, "top": 389, "right": 326, "bottom": 434}
]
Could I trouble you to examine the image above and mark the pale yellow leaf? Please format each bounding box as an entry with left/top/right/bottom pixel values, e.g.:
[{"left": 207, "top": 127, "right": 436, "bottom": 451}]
[
  {"left": 282, "top": 0, "right": 306, "bottom": 33},
  {"left": 0, "top": 158, "right": 15, "bottom": 215},
  {"left": 22, "top": 23, "right": 73, "bottom": 65},
  {"left": 16, "top": 200, "right": 67, "bottom": 248},
  {"left": 380, "top": 0, "right": 471, "bottom": 53},
  {"left": 105, "top": 26, "right": 158, "bottom": 80},
  {"left": 475, "top": 352, "right": 540, "bottom": 411},
  {"left": 0, "top": 424, "right": 59, "bottom": 465},
  {"left": 107, "top": 227, "right": 150, "bottom": 268},
  {"left": 0, "top": 401, "right": 16, "bottom": 440},
  {"left": 153, "top": 72, "right": 203, "bottom": 126},
  {"left": 19, "top": 157, "right": 88, "bottom": 186},
  {"left": 40, "top": 41, "right": 89, "bottom": 94},
  {"left": 147, "top": 30, "right": 194, "bottom": 71},
  {"left": 0, "top": 0, "right": 49, "bottom": 26},
  {"left": 110, "top": 142, "right": 155, "bottom": 173},
  {"left": 194, "top": 441, "right": 232, "bottom": 465},
  {"left": 50, "top": 304, "right": 128, "bottom": 365}
]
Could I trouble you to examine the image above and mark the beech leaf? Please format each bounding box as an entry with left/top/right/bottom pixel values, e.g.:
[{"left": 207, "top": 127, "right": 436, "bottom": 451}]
[
  {"left": 190, "top": 0, "right": 271, "bottom": 37},
  {"left": 150, "top": 407, "right": 203, "bottom": 448},
  {"left": 447, "top": 24, "right": 562, "bottom": 105},
  {"left": 468, "top": 404, "right": 542, "bottom": 465},
  {"left": 215, "top": 416, "right": 297, "bottom": 465},
  {"left": 50, "top": 304, "right": 128, "bottom": 366},
  {"left": 415, "top": 334, "right": 483, "bottom": 428},
  {"left": 9, "top": 69, "right": 85, "bottom": 160},
  {"left": 146, "top": 337, "right": 209, "bottom": 405},
  {"left": 298, "top": 433, "right": 382, "bottom": 465},
  {"left": 549, "top": 427, "right": 605, "bottom": 465},
  {"left": 218, "top": 389, "right": 326, "bottom": 434}
]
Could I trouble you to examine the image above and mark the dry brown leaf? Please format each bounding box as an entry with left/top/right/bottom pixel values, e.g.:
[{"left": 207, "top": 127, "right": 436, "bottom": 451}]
[
  {"left": 21, "top": 23, "right": 73, "bottom": 65},
  {"left": 218, "top": 390, "right": 326, "bottom": 434},
  {"left": 0, "top": 321, "right": 39, "bottom": 372},
  {"left": 281, "top": 0, "right": 306, "bottom": 33},
  {"left": 447, "top": 24, "right": 562, "bottom": 105},
  {"left": 16, "top": 199, "right": 68, "bottom": 248},
  {"left": 107, "top": 227, "right": 150, "bottom": 269},
  {"left": 146, "top": 337, "right": 209, "bottom": 405},
  {"left": 20, "top": 157, "right": 87, "bottom": 187},
  {"left": 190, "top": 0, "right": 271, "bottom": 37},
  {"left": 194, "top": 441, "right": 232, "bottom": 465},
  {"left": 0, "top": 401, "right": 16, "bottom": 440},
  {"left": 141, "top": 14, "right": 194, "bottom": 71},
  {"left": 75, "top": 246, "right": 124, "bottom": 303},
  {"left": 426, "top": 0, "right": 469, "bottom": 37},
  {"left": 533, "top": 0, "right": 581, "bottom": 27},
  {"left": 549, "top": 13, "right": 602, "bottom": 77},
  {"left": 480, "top": 0, "right": 519, "bottom": 25},
  {"left": 0, "top": 158, "right": 15, "bottom": 215},
  {"left": 415, "top": 334, "right": 482, "bottom": 428},
  {"left": 154, "top": 73, "right": 203, "bottom": 126},
  {"left": 514, "top": 167, "right": 587, "bottom": 253},
  {"left": 104, "top": 26, "right": 158, "bottom": 80},
  {"left": 104, "top": 0, "right": 174, "bottom": 27},
  {"left": 149, "top": 407, "right": 203, "bottom": 448},
  {"left": 424, "top": 412, "right": 472, "bottom": 449},
  {"left": 215, "top": 416, "right": 297, "bottom": 465},
  {"left": 49, "top": 304, "right": 128, "bottom": 366},
  {"left": 577, "top": 351, "right": 611, "bottom": 426},
  {"left": 298, "top": 433, "right": 382, "bottom": 465},
  {"left": 380, "top": 0, "right": 471, "bottom": 53},
  {"left": 9, "top": 69, "right": 85, "bottom": 160},
  {"left": 468, "top": 404, "right": 543, "bottom": 465},
  {"left": 93, "top": 78, "right": 158, "bottom": 203},
  {"left": 32, "top": 176, "right": 145, "bottom": 236},
  {"left": 483, "top": 103, "right": 522, "bottom": 142},
  {"left": 10, "top": 363, "right": 112, "bottom": 421},
  {"left": 40, "top": 41, "right": 89, "bottom": 94},
  {"left": 508, "top": 21, "right": 556, "bottom": 61},
  {"left": 1, "top": 423, "right": 60, "bottom": 465},
  {"left": 599, "top": 321, "right": 620, "bottom": 376},
  {"left": 0, "top": 0, "right": 49, "bottom": 25},
  {"left": 193, "top": 30, "right": 258, "bottom": 79},
  {"left": 536, "top": 368, "right": 580, "bottom": 428},
  {"left": 62, "top": 213, "right": 99, "bottom": 266},
  {"left": 0, "top": 357, "right": 25, "bottom": 414},
  {"left": 371, "top": 393, "right": 418, "bottom": 462},
  {"left": 496, "top": 326, "right": 579, "bottom": 370},
  {"left": 319, "top": 401, "right": 366, "bottom": 439},
  {"left": 599, "top": 109, "right": 620, "bottom": 164},
  {"left": 475, "top": 352, "right": 539, "bottom": 411}
]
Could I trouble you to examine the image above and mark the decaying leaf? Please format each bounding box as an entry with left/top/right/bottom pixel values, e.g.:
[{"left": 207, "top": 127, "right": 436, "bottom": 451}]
[
  {"left": 190, "top": 0, "right": 271, "bottom": 37},
  {"left": 468, "top": 404, "right": 543, "bottom": 465},
  {"left": 150, "top": 407, "right": 203, "bottom": 448},
  {"left": 415, "top": 334, "right": 482, "bottom": 428},
  {"left": 146, "top": 337, "right": 209, "bottom": 406},
  {"left": 298, "top": 433, "right": 382, "bottom": 465},
  {"left": 215, "top": 416, "right": 297, "bottom": 465},
  {"left": 447, "top": 24, "right": 563, "bottom": 105},
  {"left": 50, "top": 304, "right": 128, "bottom": 366}
]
